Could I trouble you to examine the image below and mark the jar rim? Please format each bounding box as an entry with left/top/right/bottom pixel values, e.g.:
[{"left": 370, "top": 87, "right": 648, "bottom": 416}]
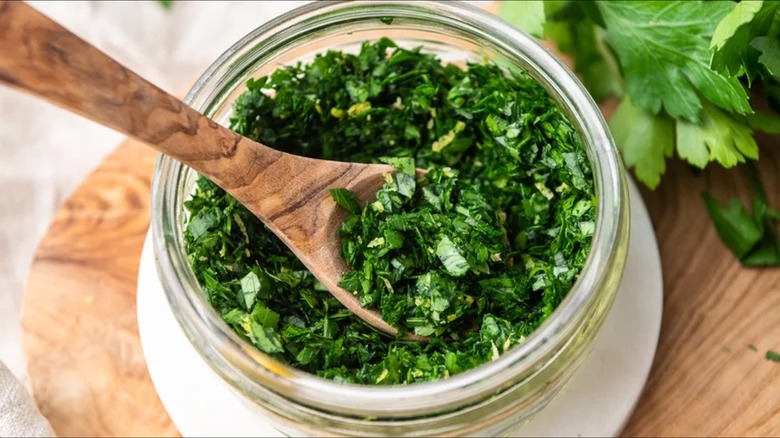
[{"left": 152, "top": 0, "right": 627, "bottom": 419}]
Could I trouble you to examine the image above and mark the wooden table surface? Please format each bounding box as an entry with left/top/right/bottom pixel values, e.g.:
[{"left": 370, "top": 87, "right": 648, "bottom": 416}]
[{"left": 18, "top": 6, "right": 780, "bottom": 434}]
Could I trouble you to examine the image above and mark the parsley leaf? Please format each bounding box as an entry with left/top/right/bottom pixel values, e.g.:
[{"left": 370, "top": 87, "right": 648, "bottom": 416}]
[
  {"left": 767, "top": 350, "right": 780, "bottom": 362},
  {"left": 609, "top": 97, "right": 674, "bottom": 188},
  {"left": 186, "top": 209, "right": 217, "bottom": 242},
  {"left": 378, "top": 156, "right": 416, "bottom": 176},
  {"left": 752, "top": 36, "right": 780, "bottom": 78},
  {"left": 711, "top": 1, "right": 780, "bottom": 84},
  {"left": 676, "top": 102, "right": 758, "bottom": 169},
  {"left": 330, "top": 188, "right": 361, "bottom": 214},
  {"left": 250, "top": 322, "right": 284, "bottom": 354},
  {"left": 598, "top": 1, "right": 750, "bottom": 121},
  {"left": 498, "top": 0, "right": 546, "bottom": 38},
  {"left": 436, "top": 235, "right": 470, "bottom": 277},
  {"left": 239, "top": 271, "right": 260, "bottom": 309},
  {"left": 703, "top": 163, "right": 780, "bottom": 266},
  {"left": 702, "top": 194, "right": 764, "bottom": 258},
  {"left": 711, "top": 1, "right": 764, "bottom": 52}
]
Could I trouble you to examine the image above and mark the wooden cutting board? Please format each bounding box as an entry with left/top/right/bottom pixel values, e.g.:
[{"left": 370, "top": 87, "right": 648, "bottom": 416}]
[{"left": 21, "top": 141, "right": 177, "bottom": 437}]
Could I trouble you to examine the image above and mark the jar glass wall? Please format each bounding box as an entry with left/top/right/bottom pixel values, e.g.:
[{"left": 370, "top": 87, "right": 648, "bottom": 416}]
[{"left": 151, "top": 1, "right": 629, "bottom": 436}]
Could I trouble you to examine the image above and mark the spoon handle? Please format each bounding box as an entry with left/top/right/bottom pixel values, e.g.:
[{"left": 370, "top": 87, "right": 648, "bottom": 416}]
[{"left": 0, "top": 1, "right": 285, "bottom": 191}]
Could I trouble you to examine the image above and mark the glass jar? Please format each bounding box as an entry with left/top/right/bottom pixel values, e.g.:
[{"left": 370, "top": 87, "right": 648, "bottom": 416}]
[{"left": 151, "top": 1, "right": 630, "bottom": 436}]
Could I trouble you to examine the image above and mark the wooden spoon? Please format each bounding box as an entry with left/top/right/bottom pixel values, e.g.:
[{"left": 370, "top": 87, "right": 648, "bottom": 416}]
[{"left": 0, "top": 1, "right": 413, "bottom": 338}]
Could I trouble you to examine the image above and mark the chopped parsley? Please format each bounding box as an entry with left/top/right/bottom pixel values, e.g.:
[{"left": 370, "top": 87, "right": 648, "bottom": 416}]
[
  {"left": 767, "top": 350, "right": 780, "bottom": 362},
  {"left": 184, "top": 38, "right": 594, "bottom": 384}
]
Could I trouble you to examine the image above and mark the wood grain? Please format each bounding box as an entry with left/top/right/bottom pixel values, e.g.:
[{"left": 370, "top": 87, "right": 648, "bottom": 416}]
[{"left": 21, "top": 140, "right": 178, "bottom": 437}]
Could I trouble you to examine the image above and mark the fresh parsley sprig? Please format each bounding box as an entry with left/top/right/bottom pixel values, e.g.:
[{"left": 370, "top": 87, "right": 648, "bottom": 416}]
[
  {"left": 501, "top": 0, "right": 780, "bottom": 265},
  {"left": 703, "top": 163, "right": 780, "bottom": 266}
]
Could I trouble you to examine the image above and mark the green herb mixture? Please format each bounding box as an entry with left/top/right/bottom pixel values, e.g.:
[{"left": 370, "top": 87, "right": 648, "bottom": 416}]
[{"left": 184, "top": 38, "right": 595, "bottom": 384}]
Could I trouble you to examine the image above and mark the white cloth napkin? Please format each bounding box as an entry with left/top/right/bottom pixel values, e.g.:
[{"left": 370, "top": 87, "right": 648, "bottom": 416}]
[{"left": 0, "top": 360, "right": 54, "bottom": 437}]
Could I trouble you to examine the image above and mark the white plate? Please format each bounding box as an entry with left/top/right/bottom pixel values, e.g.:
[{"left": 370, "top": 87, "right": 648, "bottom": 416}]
[{"left": 137, "top": 179, "right": 662, "bottom": 437}]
